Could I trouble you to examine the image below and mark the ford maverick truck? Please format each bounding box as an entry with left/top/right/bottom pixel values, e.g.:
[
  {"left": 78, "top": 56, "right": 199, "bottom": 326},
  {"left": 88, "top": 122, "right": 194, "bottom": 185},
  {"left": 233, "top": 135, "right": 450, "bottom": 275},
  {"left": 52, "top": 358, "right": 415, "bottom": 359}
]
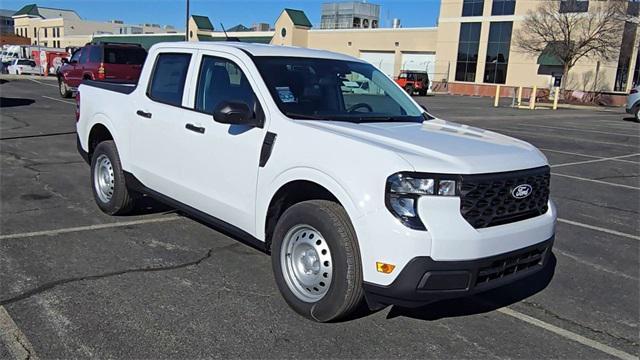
[{"left": 76, "top": 42, "right": 556, "bottom": 322}]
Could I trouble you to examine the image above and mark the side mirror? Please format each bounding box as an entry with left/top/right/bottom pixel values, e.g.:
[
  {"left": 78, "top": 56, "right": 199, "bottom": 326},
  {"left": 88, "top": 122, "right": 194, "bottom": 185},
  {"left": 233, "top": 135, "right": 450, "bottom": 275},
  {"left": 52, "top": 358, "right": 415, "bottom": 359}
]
[{"left": 213, "top": 101, "right": 262, "bottom": 128}]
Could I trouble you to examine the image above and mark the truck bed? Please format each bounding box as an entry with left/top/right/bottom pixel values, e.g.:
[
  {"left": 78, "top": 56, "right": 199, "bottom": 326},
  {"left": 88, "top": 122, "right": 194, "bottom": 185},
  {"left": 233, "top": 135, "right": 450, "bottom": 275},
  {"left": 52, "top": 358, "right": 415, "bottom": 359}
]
[{"left": 82, "top": 79, "right": 137, "bottom": 95}]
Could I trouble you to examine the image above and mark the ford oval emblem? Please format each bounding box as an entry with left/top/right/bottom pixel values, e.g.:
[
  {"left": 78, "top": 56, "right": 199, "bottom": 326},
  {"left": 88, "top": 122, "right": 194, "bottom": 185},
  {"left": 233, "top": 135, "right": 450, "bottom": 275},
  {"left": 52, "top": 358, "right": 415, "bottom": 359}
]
[{"left": 512, "top": 184, "right": 533, "bottom": 199}]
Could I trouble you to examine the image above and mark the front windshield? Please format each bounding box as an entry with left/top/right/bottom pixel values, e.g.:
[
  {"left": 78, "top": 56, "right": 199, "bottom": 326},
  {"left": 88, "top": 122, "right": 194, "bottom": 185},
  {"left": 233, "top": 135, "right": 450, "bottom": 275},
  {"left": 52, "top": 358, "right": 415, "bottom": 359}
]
[{"left": 253, "top": 56, "right": 425, "bottom": 123}]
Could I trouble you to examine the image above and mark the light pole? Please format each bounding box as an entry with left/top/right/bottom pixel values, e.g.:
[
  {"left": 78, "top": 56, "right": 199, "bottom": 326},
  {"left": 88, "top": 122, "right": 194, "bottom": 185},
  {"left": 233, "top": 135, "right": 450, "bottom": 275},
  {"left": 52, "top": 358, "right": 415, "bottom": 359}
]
[{"left": 185, "top": 0, "right": 190, "bottom": 41}]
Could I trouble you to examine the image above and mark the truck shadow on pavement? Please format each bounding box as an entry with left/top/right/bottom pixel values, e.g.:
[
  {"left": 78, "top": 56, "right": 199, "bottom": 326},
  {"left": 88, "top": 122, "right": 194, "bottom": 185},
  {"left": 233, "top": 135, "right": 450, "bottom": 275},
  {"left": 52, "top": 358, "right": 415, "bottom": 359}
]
[
  {"left": 0, "top": 97, "right": 35, "bottom": 108},
  {"left": 385, "top": 255, "right": 557, "bottom": 321}
]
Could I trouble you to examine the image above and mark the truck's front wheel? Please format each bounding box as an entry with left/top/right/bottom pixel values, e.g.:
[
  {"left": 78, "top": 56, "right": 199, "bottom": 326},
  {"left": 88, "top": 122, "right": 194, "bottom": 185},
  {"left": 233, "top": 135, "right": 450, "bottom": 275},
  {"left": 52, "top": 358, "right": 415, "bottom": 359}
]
[
  {"left": 271, "top": 200, "right": 364, "bottom": 322},
  {"left": 90, "top": 141, "right": 136, "bottom": 215},
  {"left": 59, "top": 78, "right": 71, "bottom": 98}
]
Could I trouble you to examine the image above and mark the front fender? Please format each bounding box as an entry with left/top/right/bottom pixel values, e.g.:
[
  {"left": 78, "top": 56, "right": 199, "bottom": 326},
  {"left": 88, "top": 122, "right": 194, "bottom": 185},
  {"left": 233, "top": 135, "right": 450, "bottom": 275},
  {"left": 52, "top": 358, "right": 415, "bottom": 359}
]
[{"left": 255, "top": 167, "right": 363, "bottom": 241}]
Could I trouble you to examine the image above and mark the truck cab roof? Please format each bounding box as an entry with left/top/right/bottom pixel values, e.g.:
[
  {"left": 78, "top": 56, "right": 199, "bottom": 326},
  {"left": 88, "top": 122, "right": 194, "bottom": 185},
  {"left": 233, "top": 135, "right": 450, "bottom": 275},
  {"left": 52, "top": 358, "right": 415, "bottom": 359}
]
[{"left": 149, "top": 41, "right": 366, "bottom": 63}]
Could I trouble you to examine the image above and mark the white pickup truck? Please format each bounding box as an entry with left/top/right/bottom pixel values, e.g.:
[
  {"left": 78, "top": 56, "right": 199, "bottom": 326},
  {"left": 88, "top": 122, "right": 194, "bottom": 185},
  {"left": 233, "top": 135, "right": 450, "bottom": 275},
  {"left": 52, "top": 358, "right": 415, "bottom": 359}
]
[{"left": 76, "top": 42, "right": 556, "bottom": 322}]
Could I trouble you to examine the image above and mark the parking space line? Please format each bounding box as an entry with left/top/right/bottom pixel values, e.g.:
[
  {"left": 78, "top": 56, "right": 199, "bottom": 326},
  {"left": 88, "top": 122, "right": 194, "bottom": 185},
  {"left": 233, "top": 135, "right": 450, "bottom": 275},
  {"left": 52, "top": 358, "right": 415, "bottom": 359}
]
[
  {"left": 498, "top": 308, "right": 638, "bottom": 360},
  {"left": 540, "top": 148, "right": 638, "bottom": 164},
  {"left": 488, "top": 128, "right": 639, "bottom": 149},
  {"left": 0, "top": 216, "right": 181, "bottom": 240},
  {"left": 41, "top": 96, "right": 75, "bottom": 105},
  {"left": 551, "top": 153, "right": 640, "bottom": 168},
  {"left": 557, "top": 218, "right": 640, "bottom": 241},
  {"left": 551, "top": 173, "right": 640, "bottom": 190},
  {"left": 518, "top": 124, "right": 640, "bottom": 138},
  {"left": 28, "top": 78, "right": 57, "bottom": 87},
  {"left": 555, "top": 248, "right": 638, "bottom": 280},
  {"left": 0, "top": 305, "right": 39, "bottom": 360}
]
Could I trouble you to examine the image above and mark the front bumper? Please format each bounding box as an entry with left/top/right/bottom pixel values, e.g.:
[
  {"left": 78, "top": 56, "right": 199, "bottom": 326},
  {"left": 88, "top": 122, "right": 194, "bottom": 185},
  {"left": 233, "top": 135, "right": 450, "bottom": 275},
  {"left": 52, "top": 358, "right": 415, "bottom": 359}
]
[{"left": 363, "top": 237, "right": 554, "bottom": 308}]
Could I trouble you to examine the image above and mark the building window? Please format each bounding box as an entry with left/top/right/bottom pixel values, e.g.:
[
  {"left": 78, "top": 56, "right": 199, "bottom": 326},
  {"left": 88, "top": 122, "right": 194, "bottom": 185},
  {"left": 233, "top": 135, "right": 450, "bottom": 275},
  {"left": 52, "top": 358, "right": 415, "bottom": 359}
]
[
  {"left": 44, "top": 28, "right": 48, "bottom": 37},
  {"left": 462, "top": 0, "right": 484, "bottom": 16},
  {"left": 614, "top": 22, "right": 638, "bottom": 92},
  {"left": 484, "top": 21, "right": 513, "bottom": 84},
  {"left": 33, "top": 27, "right": 36, "bottom": 37},
  {"left": 560, "top": 0, "right": 588, "bottom": 13},
  {"left": 455, "top": 22, "right": 482, "bottom": 82},
  {"left": 491, "top": 0, "right": 515, "bottom": 15}
]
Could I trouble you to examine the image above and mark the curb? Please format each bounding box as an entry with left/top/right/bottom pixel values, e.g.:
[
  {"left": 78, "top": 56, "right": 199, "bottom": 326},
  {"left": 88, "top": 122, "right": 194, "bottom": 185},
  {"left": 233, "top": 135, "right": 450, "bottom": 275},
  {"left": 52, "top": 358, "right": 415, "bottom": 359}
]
[{"left": 0, "top": 74, "right": 57, "bottom": 81}]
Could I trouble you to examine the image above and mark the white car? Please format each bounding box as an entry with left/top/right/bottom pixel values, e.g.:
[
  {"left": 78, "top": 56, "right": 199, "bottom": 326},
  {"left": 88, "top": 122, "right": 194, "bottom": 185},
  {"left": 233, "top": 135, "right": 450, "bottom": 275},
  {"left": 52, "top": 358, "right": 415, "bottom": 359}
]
[
  {"left": 76, "top": 42, "right": 556, "bottom": 322},
  {"left": 7, "top": 59, "right": 39, "bottom": 75}
]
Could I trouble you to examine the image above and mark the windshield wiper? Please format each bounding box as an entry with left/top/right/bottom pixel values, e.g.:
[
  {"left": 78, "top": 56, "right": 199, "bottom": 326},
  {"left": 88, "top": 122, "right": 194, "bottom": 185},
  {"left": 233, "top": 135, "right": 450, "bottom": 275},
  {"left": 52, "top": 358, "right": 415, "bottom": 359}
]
[{"left": 283, "top": 112, "right": 326, "bottom": 120}]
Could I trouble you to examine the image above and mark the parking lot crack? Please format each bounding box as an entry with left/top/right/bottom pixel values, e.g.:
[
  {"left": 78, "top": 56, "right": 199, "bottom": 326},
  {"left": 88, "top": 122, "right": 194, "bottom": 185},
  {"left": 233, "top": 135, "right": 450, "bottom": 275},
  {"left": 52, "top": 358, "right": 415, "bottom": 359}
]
[
  {"left": 0, "top": 249, "right": 214, "bottom": 307},
  {"left": 521, "top": 301, "right": 638, "bottom": 347}
]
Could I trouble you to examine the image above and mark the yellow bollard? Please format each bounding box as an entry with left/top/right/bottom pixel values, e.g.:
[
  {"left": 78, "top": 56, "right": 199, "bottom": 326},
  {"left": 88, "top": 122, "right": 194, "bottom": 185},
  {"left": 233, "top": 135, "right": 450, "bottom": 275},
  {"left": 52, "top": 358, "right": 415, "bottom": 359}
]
[
  {"left": 494, "top": 85, "right": 501, "bottom": 107},
  {"left": 552, "top": 87, "right": 559, "bottom": 110},
  {"left": 517, "top": 86, "right": 523, "bottom": 107},
  {"left": 529, "top": 86, "right": 537, "bottom": 110}
]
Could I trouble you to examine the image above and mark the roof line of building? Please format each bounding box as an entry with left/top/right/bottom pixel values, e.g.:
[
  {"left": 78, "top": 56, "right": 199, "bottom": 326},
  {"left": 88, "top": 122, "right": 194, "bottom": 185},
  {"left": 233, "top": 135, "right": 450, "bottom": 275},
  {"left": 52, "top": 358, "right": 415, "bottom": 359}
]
[
  {"left": 94, "top": 32, "right": 186, "bottom": 37},
  {"left": 310, "top": 26, "right": 437, "bottom": 32}
]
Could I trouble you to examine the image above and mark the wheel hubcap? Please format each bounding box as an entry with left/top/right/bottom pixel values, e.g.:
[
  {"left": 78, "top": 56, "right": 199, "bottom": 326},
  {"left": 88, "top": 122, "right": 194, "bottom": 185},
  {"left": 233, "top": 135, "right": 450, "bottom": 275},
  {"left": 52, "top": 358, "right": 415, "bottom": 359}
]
[
  {"left": 93, "top": 154, "right": 115, "bottom": 203},
  {"left": 281, "top": 225, "right": 333, "bottom": 302}
]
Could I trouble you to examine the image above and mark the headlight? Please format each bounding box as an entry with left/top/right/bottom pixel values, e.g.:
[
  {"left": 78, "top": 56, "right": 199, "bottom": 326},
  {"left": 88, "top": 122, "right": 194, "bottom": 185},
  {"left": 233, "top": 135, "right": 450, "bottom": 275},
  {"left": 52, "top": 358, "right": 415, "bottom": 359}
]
[{"left": 385, "top": 173, "right": 459, "bottom": 230}]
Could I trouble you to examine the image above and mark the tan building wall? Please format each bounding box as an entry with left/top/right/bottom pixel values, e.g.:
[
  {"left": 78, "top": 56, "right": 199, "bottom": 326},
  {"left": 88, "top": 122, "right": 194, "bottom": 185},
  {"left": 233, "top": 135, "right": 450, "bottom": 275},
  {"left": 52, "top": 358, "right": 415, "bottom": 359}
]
[
  {"left": 307, "top": 28, "right": 438, "bottom": 76},
  {"left": 436, "top": 0, "right": 637, "bottom": 95},
  {"left": 14, "top": 14, "right": 177, "bottom": 48},
  {"left": 271, "top": 9, "right": 438, "bottom": 78}
]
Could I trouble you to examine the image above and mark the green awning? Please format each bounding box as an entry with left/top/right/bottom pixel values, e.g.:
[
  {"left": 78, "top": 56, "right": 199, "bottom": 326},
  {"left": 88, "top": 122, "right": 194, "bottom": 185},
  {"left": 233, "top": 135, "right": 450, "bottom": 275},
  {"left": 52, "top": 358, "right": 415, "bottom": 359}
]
[
  {"left": 192, "top": 15, "right": 214, "bottom": 31},
  {"left": 537, "top": 43, "right": 564, "bottom": 66},
  {"left": 284, "top": 8, "right": 312, "bottom": 28}
]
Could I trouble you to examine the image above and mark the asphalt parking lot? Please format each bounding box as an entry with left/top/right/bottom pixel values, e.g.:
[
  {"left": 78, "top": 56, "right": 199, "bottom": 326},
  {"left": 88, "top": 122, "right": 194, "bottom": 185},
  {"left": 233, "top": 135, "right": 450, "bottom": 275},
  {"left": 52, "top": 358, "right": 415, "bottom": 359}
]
[{"left": 0, "top": 77, "right": 638, "bottom": 359}]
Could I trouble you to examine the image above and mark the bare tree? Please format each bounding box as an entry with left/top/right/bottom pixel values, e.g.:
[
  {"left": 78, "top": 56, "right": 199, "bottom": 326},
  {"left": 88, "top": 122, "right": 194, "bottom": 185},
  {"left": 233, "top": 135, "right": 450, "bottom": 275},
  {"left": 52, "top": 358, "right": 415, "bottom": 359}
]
[{"left": 514, "top": 0, "right": 628, "bottom": 89}]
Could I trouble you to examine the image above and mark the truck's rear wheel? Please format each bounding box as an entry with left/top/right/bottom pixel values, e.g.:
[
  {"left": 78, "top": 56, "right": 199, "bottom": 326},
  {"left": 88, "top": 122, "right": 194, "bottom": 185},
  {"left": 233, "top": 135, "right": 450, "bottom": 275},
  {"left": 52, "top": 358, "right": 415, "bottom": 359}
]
[
  {"left": 59, "top": 78, "right": 71, "bottom": 98},
  {"left": 271, "top": 200, "right": 363, "bottom": 322},
  {"left": 90, "top": 141, "right": 135, "bottom": 215}
]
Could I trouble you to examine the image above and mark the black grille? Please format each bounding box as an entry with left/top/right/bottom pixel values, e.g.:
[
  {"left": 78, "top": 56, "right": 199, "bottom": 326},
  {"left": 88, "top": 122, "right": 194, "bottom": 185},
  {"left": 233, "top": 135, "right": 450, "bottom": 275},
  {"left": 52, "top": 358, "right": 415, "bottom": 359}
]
[
  {"left": 460, "top": 166, "right": 550, "bottom": 229},
  {"left": 475, "top": 246, "right": 547, "bottom": 286}
]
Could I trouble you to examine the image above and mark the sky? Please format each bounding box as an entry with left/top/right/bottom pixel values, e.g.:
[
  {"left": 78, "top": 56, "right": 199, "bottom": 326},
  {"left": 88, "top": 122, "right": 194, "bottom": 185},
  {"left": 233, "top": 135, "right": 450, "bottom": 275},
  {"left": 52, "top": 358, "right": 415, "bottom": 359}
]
[{"left": 1, "top": 0, "right": 442, "bottom": 30}]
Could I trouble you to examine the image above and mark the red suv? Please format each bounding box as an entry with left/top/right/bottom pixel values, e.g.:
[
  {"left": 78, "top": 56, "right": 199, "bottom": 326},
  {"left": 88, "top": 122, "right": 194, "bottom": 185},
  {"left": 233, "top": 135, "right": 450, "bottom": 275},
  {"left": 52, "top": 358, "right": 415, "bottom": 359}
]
[
  {"left": 58, "top": 43, "right": 147, "bottom": 98},
  {"left": 396, "top": 70, "right": 430, "bottom": 96}
]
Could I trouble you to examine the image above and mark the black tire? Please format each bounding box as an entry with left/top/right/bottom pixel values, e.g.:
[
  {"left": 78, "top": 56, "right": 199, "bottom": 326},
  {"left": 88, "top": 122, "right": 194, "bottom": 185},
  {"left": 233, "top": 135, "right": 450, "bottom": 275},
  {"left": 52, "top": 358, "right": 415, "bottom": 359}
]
[
  {"left": 58, "top": 78, "right": 71, "bottom": 98},
  {"left": 405, "top": 85, "right": 414, "bottom": 96},
  {"left": 271, "top": 200, "right": 364, "bottom": 322},
  {"left": 90, "top": 141, "right": 135, "bottom": 215},
  {"left": 635, "top": 106, "right": 639, "bottom": 122}
]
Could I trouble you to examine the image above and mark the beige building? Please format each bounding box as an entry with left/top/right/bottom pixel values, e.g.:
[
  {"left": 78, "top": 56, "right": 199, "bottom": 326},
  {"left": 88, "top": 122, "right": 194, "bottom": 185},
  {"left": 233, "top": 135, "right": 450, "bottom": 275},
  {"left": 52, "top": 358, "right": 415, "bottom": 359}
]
[
  {"left": 12, "top": 4, "right": 178, "bottom": 48},
  {"left": 434, "top": 0, "right": 638, "bottom": 100},
  {"left": 45, "top": 1, "right": 638, "bottom": 105},
  {"left": 271, "top": 9, "right": 439, "bottom": 81}
]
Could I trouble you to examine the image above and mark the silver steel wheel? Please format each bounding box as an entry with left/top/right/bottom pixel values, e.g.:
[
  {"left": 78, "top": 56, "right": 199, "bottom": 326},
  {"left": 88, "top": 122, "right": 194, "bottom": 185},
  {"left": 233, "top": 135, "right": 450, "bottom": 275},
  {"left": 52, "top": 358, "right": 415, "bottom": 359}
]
[
  {"left": 59, "top": 80, "right": 66, "bottom": 95},
  {"left": 280, "top": 224, "right": 333, "bottom": 302},
  {"left": 93, "top": 154, "right": 115, "bottom": 203}
]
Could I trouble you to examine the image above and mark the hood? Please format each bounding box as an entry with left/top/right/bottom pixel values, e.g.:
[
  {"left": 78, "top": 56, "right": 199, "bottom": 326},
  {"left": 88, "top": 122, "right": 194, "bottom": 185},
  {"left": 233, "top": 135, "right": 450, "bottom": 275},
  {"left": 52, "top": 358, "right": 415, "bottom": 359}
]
[{"left": 303, "top": 119, "right": 548, "bottom": 174}]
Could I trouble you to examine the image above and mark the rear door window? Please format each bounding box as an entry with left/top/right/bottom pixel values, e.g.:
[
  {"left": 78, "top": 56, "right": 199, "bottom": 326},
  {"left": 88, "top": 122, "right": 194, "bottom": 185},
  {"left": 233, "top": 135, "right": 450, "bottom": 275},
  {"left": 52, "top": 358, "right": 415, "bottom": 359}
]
[
  {"left": 88, "top": 47, "right": 102, "bottom": 63},
  {"left": 79, "top": 47, "right": 90, "bottom": 64},
  {"left": 147, "top": 53, "right": 191, "bottom": 107},
  {"left": 104, "top": 47, "right": 147, "bottom": 65}
]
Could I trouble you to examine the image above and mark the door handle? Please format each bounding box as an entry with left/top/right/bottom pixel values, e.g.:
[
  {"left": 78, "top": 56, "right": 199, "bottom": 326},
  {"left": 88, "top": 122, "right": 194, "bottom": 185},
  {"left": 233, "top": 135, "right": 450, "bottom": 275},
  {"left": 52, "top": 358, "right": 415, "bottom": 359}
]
[
  {"left": 136, "top": 110, "right": 152, "bottom": 118},
  {"left": 185, "top": 123, "right": 205, "bottom": 134}
]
